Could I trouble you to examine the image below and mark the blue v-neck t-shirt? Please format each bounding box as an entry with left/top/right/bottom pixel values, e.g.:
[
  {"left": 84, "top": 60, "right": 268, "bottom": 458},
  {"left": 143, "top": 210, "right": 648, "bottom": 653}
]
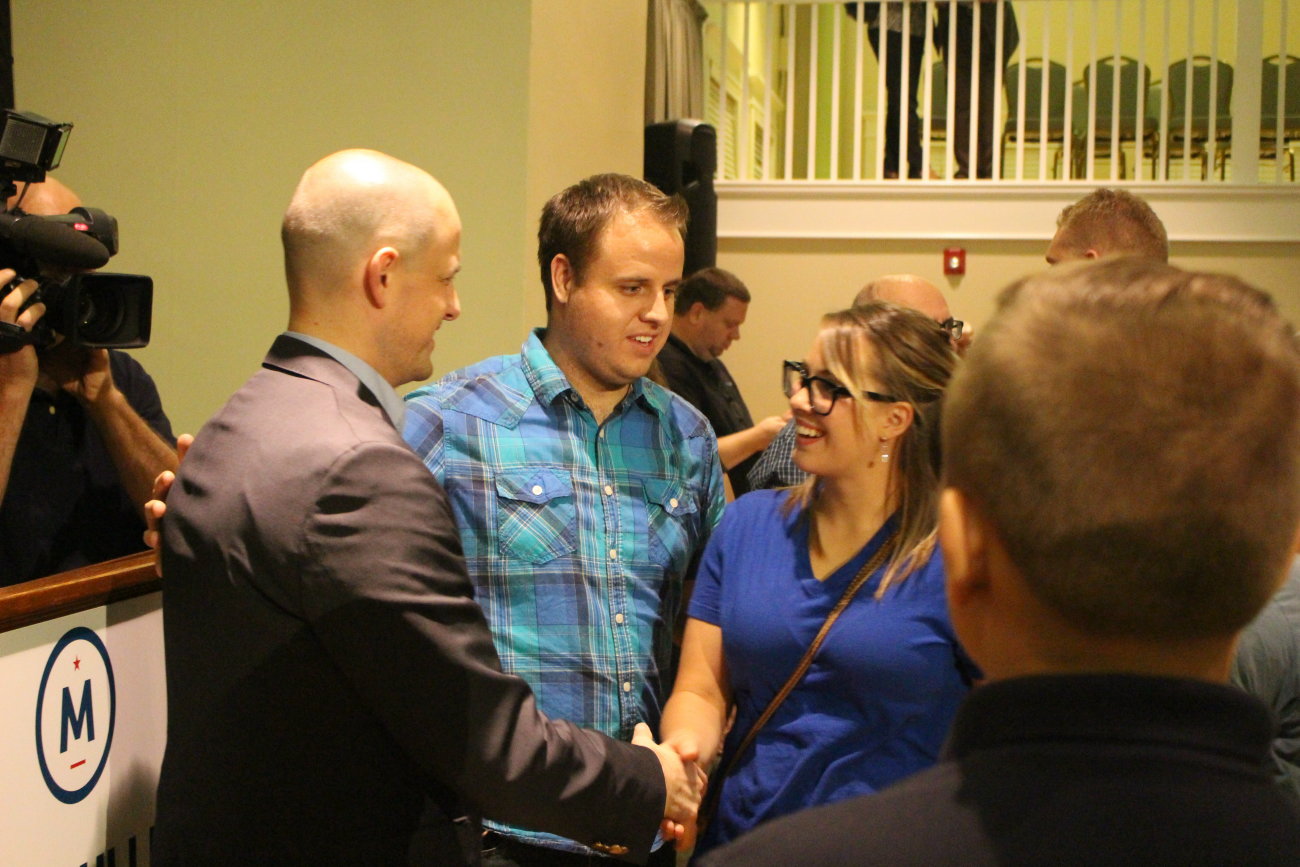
[{"left": 688, "top": 489, "right": 978, "bottom": 854}]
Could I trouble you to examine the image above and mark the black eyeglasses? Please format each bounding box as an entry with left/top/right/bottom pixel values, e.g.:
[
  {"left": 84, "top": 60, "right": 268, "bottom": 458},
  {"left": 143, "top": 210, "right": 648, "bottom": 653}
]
[
  {"left": 940, "top": 318, "right": 964, "bottom": 341},
  {"left": 782, "top": 360, "right": 897, "bottom": 416}
]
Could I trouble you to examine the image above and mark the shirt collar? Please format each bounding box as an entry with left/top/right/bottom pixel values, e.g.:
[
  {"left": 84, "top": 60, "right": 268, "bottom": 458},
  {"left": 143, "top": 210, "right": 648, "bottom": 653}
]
[
  {"left": 521, "top": 329, "right": 572, "bottom": 406},
  {"left": 520, "top": 328, "right": 670, "bottom": 418},
  {"left": 945, "top": 673, "right": 1273, "bottom": 763},
  {"left": 284, "top": 331, "right": 405, "bottom": 429},
  {"left": 666, "top": 333, "right": 712, "bottom": 371}
]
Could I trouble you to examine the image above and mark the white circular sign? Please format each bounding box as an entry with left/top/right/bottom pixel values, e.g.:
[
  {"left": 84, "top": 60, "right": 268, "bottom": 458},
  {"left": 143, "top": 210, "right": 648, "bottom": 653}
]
[{"left": 35, "top": 626, "right": 116, "bottom": 804}]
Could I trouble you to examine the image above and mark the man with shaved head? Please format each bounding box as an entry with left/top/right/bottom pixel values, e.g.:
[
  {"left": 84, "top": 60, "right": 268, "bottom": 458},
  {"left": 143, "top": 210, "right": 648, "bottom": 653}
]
[
  {"left": 854, "top": 273, "right": 969, "bottom": 354},
  {"left": 153, "top": 150, "right": 699, "bottom": 865},
  {"left": 749, "top": 273, "right": 964, "bottom": 491},
  {"left": 1049, "top": 189, "right": 1300, "bottom": 798},
  {"left": 0, "top": 176, "right": 177, "bottom": 585}
]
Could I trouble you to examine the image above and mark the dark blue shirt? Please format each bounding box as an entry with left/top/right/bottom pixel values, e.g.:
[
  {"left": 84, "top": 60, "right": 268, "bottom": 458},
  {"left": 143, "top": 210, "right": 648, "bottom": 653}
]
[{"left": 0, "top": 350, "right": 173, "bottom": 585}]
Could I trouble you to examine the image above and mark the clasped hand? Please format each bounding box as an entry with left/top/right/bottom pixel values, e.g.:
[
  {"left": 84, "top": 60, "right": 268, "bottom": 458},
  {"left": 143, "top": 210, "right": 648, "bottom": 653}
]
[
  {"left": 143, "top": 433, "right": 193, "bottom": 574},
  {"left": 631, "top": 723, "right": 708, "bottom": 851},
  {"left": 0, "top": 270, "right": 44, "bottom": 388}
]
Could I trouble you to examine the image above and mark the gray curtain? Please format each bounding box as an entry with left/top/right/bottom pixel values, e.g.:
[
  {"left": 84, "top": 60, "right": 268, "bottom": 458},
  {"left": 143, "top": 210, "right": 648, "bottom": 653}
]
[{"left": 646, "top": 0, "right": 707, "bottom": 123}]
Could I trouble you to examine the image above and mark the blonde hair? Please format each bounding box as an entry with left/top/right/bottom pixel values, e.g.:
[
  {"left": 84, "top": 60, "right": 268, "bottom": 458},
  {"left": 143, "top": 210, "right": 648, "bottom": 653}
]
[{"left": 786, "top": 302, "right": 956, "bottom": 597}]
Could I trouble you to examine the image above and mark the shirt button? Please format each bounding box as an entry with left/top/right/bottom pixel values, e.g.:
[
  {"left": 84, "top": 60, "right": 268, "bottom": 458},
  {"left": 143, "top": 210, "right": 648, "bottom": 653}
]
[
  {"left": 622, "top": 681, "right": 632, "bottom": 692},
  {"left": 603, "top": 484, "right": 613, "bottom": 496},
  {"left": 48, "top": 405, "right": 56, "bottom": 415},
  {"left": 669, "top": 498, "right": 679, "bottom": 509},
  {"left": 615, "top": 613, "right": 625, "bottom": 624},
  {"left": 531, "top": 484, "right": 543, "bottom": 495},
  {"left": 608, "top": 549, "right": 618, "bottom": 560},
  {"left": 599, "top": 429, "right": 606, "bottom": 439}
]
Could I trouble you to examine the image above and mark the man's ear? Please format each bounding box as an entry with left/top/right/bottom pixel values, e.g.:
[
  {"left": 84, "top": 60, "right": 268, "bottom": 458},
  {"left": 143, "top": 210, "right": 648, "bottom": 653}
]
[
  {"left": 940, "top": 487, "right": 991, "bottom": 609},
  {"left": 550, "top": 254, "right": 575, "bottom": 307},
  {"left": 364, "top": 246, "right": 400, "bottom": 309},
  {"left": 687, "top": 301, "right": 708, "bottom": 324}
]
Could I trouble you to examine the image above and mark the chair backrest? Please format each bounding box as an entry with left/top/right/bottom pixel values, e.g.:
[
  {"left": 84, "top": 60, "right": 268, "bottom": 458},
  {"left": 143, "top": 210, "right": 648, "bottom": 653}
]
[
  {"left": 1167, "top": 56, "right": 1233, "bottom": 134},
  {"left": 1079, "top": 56, "right": 1153, "bottom": 135},
  {"left": 1261, "top": 54, "right": 1300, "bottom": 132},
  {"left": 1003, "top": 58, "right": 1069, "bottom": 136}
]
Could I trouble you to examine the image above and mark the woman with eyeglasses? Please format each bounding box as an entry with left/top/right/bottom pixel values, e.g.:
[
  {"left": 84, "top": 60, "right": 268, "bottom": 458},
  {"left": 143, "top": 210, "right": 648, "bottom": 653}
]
[{"left": 660, "top": 302, "right": 978, "bottom": 856}]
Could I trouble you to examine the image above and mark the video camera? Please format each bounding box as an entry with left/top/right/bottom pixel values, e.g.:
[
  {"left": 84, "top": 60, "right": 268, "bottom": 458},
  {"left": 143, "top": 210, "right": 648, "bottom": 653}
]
[{"left": 0, "top": 109, "right": 153, "bottom": 353}]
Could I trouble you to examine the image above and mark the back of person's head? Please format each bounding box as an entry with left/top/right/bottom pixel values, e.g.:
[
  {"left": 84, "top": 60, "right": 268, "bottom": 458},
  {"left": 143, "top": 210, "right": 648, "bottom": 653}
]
[
  {"left": 853, "top": 274, "right": 951, "bottom": 324},
  {"left": 281, "top": 149, "right": 447, "bottom": 294},
  {"left": 792, "top": 301, "right": 956, "bottom": 595},
  {"left": 8, "top": 176, "right": 82, "bottom": 216},
  {"left": 944, "top": 259, "right": 1300, "bottom": 641},
  {"left": 673, "top": 266, "right": 750, "bottom": 316},
  {"left": 1049, "top": 188, "right": 1169, "bottom": 263},
  {"left": 537, "top": 173, "right": 687, "bottom": 312}
]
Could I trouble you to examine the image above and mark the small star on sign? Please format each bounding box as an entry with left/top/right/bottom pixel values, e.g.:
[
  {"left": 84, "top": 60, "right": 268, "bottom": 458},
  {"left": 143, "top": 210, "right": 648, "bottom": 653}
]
[{"left": 73, "top": 656, "right": 81, "bottom": 670}]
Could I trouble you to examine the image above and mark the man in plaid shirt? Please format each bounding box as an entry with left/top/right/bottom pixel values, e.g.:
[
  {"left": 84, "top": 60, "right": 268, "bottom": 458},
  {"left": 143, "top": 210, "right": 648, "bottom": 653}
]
[{"left": 405, "top": 174, "right": 725, "bottom": 866}]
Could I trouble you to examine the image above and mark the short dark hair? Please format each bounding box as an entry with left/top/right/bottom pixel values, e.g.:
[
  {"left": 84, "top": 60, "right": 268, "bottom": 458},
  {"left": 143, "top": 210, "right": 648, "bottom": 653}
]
[
  {"left": 673, "top": 267, "right": 751, "bottom": 315},
  {"left": 537, "top": 173, "right": 688, "bottom": 312},
  {"left": 944, "top": 259, "right": 1300, "bottom": 641},
  {"left": 1055, "top": 188, "right": 1169, "bottom": 262}
]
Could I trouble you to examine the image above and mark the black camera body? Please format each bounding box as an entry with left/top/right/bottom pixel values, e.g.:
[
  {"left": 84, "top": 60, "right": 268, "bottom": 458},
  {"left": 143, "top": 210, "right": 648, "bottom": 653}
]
[
  {"left": 1, "top": 271, "right": 154, "bottom": 351},
  {"left": 0, "top": 109, "right": 153, "bottom": 353}
]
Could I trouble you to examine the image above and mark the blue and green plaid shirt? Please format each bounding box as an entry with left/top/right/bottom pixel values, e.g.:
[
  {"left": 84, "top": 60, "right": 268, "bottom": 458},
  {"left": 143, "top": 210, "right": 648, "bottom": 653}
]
[{"left": 404, "top": 330, "right": 725, "bottom": 854}]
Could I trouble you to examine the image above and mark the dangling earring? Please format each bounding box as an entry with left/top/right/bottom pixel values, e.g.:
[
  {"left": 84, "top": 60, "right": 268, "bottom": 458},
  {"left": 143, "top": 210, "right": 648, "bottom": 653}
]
[{"left": 879, "top": 437, "right": 891, "bottom": 464}]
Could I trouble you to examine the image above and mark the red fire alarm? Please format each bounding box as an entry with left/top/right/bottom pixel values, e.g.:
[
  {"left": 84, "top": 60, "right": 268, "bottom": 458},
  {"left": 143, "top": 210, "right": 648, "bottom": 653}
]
[{"left": 944, "top": 247, "right": 966, "bottom": 276}]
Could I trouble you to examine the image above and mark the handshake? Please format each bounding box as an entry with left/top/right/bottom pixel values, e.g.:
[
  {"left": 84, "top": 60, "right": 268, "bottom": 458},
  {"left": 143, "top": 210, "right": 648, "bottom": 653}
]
[
  {"left": 632, "top": 724, "right": 711, "bottom": 852},
  {"left": 144, "top": 441, "right": 712, "bottom": 856}
]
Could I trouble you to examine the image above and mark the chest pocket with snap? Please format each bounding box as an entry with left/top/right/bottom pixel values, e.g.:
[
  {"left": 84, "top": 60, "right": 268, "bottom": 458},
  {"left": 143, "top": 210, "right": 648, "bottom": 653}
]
[
  {"left": 495, "top": 469, "right": 577, "bottom": 564},
  {"left": 642, "top": 477, "right": 700, "bottom": 572}
]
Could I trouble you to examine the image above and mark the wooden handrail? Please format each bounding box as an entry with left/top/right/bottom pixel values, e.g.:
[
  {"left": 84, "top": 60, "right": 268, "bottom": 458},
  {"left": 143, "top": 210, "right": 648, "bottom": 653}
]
[{"left": 0, "top": 551, "right": 160, "bottom": 634}]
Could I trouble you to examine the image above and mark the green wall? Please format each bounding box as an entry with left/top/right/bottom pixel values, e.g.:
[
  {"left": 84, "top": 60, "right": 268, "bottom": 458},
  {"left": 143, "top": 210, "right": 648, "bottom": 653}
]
[{"left": 14, "top": 1, "right": 534, "bottom": 433}]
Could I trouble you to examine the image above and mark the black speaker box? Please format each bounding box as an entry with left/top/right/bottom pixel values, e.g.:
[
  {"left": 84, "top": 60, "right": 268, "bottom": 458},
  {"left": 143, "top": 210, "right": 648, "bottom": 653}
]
[{"left": 644, "top": 119, "right": 717, "bottom": 277}]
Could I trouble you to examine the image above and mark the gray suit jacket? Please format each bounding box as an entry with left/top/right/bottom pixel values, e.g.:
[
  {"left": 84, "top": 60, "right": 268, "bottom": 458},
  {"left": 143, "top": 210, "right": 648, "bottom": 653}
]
[{"left": 154, "top": 335, "right": 663, "bottom": 865}]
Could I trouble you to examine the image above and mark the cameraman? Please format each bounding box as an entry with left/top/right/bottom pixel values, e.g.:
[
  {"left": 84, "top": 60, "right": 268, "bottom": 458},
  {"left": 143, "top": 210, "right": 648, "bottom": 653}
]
[{"left": 0, "top": 178, "right": 177, "bottom": 586}]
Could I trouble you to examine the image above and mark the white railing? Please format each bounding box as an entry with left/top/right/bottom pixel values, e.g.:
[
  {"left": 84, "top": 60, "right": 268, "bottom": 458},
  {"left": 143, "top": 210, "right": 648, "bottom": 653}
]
[{"left": 701, "top": 0, "right": 1299, "bottom": 183}]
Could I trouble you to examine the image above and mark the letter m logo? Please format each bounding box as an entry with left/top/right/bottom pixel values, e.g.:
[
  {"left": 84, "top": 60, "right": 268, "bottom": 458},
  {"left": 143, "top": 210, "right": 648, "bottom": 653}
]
[{"left": 60, "top": 679, "right": 95, "bottom": 753}]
